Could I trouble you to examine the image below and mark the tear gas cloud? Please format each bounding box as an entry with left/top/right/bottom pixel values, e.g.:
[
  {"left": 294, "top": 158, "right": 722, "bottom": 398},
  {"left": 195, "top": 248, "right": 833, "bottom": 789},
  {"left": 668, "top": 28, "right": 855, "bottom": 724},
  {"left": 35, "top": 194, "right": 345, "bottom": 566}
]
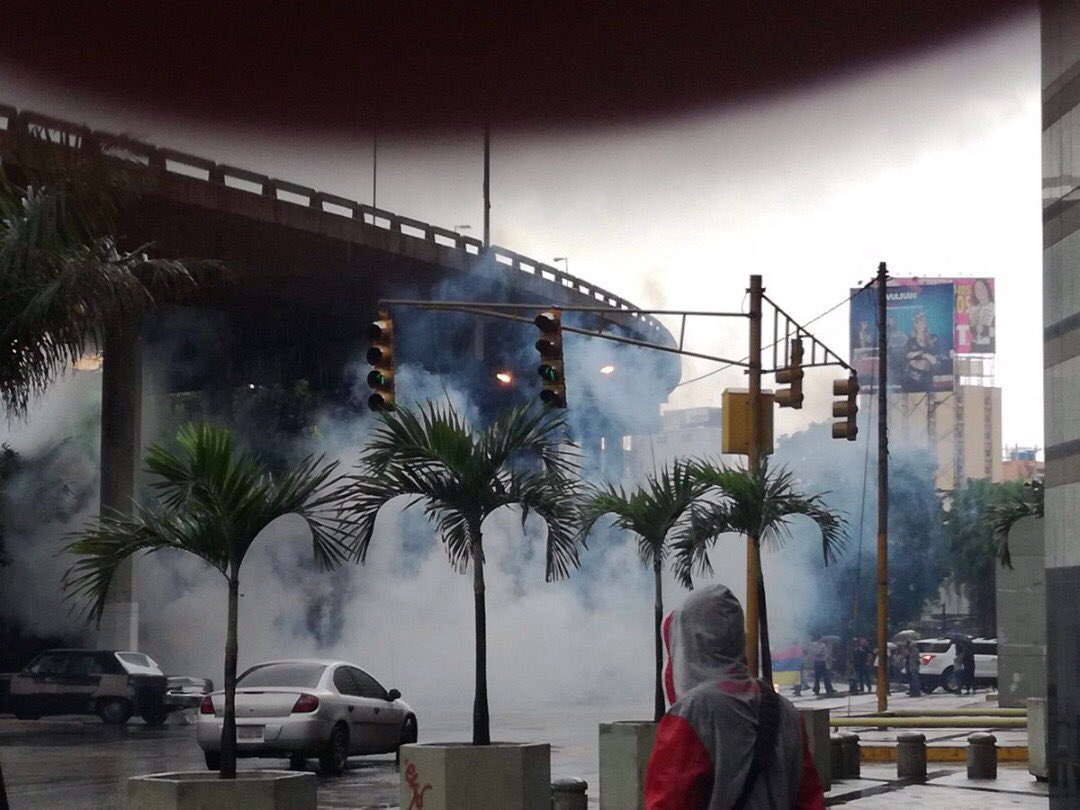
[{"left": 0, "top": 272, "right": 940, "bottom": 723}]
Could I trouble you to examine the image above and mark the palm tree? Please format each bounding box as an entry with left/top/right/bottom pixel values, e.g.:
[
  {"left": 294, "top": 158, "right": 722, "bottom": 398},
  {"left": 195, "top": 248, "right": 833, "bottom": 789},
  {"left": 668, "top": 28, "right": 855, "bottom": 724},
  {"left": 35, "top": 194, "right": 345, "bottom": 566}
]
[
  {"left": 1, "top": 130, "right": 205, "bottom": 417},
  {"left": 578, "top": 461, "right": 709, "bottom": 722},
  {"left": 988, "top": 479, "right": 1043, "bottom": 568},
  {"left": 677, "top": 460, "right": 846, "bottom": 682},
  {"left": 63, "top": 424, "right": 350, "bottom": 778},
  {"left": 341, "top": 402, "right": 581, "bottom": 745}
]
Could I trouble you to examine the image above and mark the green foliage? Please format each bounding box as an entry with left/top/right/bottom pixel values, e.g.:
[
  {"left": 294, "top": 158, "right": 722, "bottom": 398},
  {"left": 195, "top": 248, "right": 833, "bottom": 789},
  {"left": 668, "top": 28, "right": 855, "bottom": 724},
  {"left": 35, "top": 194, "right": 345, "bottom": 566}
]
[
  {"left": 943, "top": 477, "right": 1035, "bottom": 636},
  {"left": 0, "top": 131, "right": 212, "bottom": 417},
  {"left": 579, "top": 460, "right": 708, "bottom": 573},
  {"left": 343, "top": 401, "right": 582, "bottom": 744},
  {"left": 63, "top": 423, "right": 350, "bottom": 622},
  {"left": 578, "top": 460, "right": 709, "bottom": 720},
  {"left": 155, "top": 381, "right": 322, "bottom": 475},
  {"left": 988, "top": 479, "right": 1043, "bottom": 568},
  {"left": 344, "top": 401, "right": 582, "bottom": 579},
  {"left": 675, "top": 459, "right": 848, "bottom": 588}
]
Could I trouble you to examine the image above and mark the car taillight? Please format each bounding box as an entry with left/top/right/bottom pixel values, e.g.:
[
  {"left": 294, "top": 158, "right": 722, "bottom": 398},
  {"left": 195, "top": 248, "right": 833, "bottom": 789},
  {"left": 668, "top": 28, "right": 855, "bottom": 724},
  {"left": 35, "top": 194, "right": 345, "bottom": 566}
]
[
  {"left": 291, "top": 694, "right": 319, "bottom": 713},
  {"left": 920, "top": 654, "right": 934, "bottom": 665},
  {"left": 199, "top": 696, "right": 215, "bottom": 715}
]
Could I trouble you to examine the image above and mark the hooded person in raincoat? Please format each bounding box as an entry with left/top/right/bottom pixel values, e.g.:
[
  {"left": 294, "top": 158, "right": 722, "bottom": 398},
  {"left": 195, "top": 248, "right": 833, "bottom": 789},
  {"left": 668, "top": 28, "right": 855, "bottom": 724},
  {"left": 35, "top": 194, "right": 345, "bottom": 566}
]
[{"left": 644, "top": 585, "right": 824, "bottom": 810}]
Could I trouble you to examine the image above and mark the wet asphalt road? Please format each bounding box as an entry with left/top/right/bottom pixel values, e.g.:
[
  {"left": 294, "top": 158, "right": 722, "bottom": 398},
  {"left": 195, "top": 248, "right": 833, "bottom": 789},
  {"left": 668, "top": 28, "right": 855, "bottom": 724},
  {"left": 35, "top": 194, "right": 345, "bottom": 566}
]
[{"left": 0, "top": 713, "right": 401, "bottom": 809}]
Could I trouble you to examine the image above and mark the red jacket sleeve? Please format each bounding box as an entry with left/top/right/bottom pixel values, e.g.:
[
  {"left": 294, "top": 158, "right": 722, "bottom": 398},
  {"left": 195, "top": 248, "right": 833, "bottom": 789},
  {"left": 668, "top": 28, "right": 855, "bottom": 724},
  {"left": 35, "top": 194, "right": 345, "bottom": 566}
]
[
  {"left": 795, "top": 716, "right": 826, "bottom": 810},
  {"left": 644, "top": 714, "right": 712, "bottom": 810}
]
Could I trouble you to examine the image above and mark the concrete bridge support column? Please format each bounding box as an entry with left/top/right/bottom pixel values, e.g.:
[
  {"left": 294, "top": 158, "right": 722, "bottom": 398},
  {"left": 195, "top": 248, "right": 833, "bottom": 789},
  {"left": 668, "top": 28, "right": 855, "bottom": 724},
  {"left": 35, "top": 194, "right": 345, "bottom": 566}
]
[{"left": 96, "top": 323, "right": 142, "bottom": 650}]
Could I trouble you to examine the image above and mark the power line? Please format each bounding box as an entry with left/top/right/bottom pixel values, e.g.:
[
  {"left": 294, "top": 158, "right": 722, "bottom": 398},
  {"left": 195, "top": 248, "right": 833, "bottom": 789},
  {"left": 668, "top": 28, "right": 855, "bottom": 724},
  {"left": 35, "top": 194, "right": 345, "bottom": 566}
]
[{"left": 673, "top": 280, "right": 874, "bottom": 389}]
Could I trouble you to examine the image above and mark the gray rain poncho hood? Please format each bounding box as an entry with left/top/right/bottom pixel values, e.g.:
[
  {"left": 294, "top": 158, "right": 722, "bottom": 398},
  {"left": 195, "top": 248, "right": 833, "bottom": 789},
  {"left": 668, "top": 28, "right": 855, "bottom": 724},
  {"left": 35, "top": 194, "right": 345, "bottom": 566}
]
[
  {"left": 663, "top": 584, "right": 752, "bottom": 703},
  {"left": 649, "top": 584, "right": 817, "bottom": 809}
]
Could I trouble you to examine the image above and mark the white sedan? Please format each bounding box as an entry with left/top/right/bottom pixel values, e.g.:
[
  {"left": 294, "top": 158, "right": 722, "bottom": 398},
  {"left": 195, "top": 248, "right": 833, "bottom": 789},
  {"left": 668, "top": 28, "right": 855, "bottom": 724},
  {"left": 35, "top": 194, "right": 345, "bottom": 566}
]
[{"left": 197, "top": 659, "right": 417, "bottom": 774}]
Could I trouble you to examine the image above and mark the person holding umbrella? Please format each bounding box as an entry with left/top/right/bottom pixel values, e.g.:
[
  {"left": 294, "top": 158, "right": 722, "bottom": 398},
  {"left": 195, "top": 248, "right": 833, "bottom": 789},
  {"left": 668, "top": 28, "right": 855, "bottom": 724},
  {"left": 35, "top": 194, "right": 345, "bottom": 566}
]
[{"left": 960, "top": 637, "right": 977, "bottom": 694}]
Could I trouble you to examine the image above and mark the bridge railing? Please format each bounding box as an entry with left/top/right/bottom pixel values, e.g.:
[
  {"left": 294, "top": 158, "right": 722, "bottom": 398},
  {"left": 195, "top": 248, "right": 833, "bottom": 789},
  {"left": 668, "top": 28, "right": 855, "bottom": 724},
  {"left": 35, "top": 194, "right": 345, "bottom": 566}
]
[{"left": 0, "top": 103, "right": 669, "bottom": 340}]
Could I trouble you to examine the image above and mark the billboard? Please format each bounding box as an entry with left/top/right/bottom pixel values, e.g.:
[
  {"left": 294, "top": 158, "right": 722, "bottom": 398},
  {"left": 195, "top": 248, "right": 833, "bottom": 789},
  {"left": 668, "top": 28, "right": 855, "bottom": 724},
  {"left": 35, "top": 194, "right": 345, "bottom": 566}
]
[
  {"left": 952, "top": 278, "right": 995, "bottom": 354},
  {"left": 850, "top": 281, "right": 955, "bottom": 393}
]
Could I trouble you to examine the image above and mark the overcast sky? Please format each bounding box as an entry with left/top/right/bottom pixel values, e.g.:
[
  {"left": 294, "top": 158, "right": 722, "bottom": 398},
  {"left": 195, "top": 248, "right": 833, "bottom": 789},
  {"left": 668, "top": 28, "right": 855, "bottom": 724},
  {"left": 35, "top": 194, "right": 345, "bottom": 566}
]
[{"left": 0, "top": 9, "right": 1042, "bottom": 450}]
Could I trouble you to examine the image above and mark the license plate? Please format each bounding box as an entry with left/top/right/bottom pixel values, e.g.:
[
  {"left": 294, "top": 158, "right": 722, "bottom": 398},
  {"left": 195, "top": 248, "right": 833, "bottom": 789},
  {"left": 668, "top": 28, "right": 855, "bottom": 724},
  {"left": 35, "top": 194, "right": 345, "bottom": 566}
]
[{"left": 237, "top": 726, "right": 264, "bottom": 739}]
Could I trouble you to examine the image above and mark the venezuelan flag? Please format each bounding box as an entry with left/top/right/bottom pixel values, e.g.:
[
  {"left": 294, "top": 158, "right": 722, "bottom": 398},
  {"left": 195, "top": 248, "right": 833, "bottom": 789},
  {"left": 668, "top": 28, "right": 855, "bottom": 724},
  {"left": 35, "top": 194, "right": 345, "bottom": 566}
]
[{"left": 772, "top": 644, "right": 803, "bottom": 686}]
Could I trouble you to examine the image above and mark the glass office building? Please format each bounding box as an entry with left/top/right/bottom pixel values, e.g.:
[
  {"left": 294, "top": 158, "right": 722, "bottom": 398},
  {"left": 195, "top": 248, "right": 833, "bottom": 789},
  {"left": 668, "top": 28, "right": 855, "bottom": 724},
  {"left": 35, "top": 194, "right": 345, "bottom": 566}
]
[{"left": 1042, "top": 2, "right": 1080, "bottom": 803}]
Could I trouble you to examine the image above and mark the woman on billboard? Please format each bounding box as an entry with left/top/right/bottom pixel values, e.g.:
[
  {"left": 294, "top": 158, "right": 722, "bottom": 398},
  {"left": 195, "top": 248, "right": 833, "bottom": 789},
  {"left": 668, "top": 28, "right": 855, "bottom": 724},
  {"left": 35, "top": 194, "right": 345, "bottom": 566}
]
[
  {"left": 903, "top": 310, "right": 940, "bottom": 391},
  {"left": 969, "top": 279, "right": 995, "bottom": 353}
]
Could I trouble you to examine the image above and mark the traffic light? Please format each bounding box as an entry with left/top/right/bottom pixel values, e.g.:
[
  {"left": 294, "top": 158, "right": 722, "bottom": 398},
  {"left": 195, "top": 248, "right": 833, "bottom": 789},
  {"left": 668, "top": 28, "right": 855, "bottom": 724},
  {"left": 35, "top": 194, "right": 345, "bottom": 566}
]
[
  {"left": 534, "top": 308, "right": 566, "bottom": 407},
  {"left": 831, "top": 374, "right": 859, "bottom": 440},
  {"left": 366, "top": 311, "right": 395, "bottom": 412},
  {"left": 774, "top": 338, "right": 804, "bottom": 409}
]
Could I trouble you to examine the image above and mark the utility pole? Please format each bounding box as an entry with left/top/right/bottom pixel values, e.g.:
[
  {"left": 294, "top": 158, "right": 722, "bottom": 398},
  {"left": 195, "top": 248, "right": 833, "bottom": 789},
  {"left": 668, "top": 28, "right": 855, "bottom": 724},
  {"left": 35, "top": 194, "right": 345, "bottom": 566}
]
[
  {"left": 875, "top": 261, "right": 890, "bottom": 713},
  {"left": 746, "top": 274, "right": 763, "bottom": 678},
  {"left": 483, "top": 125, "right": 491, "bottom": 248}
]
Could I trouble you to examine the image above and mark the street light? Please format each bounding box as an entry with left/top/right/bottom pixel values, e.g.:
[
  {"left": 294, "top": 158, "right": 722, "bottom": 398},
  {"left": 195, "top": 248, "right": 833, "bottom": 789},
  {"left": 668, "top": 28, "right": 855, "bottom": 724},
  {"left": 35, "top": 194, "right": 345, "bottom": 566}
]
[
  {"left": 553, "top": 257, "right": 569, "bottom": 273},
  {"left": 599, "top": 365, "right": 615, "bottom": 375},
  {"left": 453, "top": 224, "right": 472, "bottom": 233},
  {"left": 495, "top": 371, "right": 513, "bottom": 385}
]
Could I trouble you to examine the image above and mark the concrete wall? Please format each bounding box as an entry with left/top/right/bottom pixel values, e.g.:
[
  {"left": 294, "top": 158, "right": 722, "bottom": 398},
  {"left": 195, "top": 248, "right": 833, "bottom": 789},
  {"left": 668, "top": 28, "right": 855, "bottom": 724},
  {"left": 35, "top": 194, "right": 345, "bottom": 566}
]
[{"left": 995, "top": 516, "right": 1046, "bottom": 708}]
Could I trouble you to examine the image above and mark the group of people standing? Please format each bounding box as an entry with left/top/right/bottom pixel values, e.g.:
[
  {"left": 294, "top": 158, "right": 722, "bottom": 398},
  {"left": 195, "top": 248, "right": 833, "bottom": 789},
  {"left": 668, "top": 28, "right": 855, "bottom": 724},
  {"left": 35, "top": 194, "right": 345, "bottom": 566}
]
[{"left": 903, "top": 636, "right": 977, "bottom": 697}]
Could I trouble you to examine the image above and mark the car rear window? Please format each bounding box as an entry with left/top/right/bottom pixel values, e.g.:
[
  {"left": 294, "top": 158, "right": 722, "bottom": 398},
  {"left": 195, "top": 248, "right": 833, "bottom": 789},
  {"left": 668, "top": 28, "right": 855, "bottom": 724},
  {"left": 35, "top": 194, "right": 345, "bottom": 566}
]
[
  {"left": 238, "top": 663, "right": 326, "bottom": 688},
  {"left": 117, "top": 653, "right": 153, "bottom": 668},
  {"left": 916, "top": 642, "right": 951, "bottom": 652}
]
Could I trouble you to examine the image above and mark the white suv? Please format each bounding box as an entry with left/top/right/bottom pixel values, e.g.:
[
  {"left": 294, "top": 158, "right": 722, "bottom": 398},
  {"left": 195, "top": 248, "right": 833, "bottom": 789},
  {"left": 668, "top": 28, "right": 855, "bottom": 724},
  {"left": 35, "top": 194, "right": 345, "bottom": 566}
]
[{"left": 915, "top": 638, "right": 998, "bottom": 693}]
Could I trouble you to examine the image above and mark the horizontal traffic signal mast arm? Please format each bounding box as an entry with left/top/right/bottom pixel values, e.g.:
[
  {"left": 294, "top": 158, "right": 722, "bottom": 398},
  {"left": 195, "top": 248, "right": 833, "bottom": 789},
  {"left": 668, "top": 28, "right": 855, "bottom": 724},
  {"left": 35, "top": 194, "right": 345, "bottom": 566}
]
[{"left": 377, "top": 298, "right": 752, "bottom": 368}]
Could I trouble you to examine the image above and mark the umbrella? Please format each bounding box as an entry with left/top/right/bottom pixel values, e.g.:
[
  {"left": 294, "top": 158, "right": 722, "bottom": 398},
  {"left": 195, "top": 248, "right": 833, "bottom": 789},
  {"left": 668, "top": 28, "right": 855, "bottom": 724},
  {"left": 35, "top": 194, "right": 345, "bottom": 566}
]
[{"left": 893, "top": 629, "right": 920, "bottom": 642}]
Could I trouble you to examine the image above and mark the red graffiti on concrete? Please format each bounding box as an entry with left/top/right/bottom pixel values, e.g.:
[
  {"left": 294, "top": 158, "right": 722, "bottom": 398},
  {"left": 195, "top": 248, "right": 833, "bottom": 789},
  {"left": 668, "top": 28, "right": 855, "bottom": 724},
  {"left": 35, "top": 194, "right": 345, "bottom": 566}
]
[{"left": 405, "top": 761, "right": 432, "bottom": 809}]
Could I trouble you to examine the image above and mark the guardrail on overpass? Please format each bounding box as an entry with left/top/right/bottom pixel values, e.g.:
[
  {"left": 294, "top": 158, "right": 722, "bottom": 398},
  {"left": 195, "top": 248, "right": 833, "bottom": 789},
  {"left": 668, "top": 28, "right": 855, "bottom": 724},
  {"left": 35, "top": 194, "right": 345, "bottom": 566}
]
[{"left": 0, "top": 103, "right": 670, "bottom": 343}]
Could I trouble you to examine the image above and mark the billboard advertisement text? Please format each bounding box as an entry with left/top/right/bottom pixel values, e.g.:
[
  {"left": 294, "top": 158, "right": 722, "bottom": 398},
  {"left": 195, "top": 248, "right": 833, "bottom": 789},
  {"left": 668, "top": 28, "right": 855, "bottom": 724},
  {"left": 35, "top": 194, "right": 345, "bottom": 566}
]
[{"left": 952, "top": 278, "right": 995, "bottom": 354}]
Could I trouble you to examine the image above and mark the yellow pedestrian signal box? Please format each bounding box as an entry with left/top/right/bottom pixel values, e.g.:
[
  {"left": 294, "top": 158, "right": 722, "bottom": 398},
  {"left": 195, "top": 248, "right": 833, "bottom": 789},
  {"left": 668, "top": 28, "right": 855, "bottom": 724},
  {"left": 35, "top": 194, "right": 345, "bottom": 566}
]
[
  {"left": 722, "top": 388, "right": 775, "bottom": 456},
  {"left": 831, "top": 375, "right": 859, "bottom": 440}
]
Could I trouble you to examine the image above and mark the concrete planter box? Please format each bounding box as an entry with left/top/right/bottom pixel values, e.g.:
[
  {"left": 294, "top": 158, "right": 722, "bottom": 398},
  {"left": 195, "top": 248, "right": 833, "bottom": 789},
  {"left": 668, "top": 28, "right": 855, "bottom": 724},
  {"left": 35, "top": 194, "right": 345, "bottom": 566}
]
[
  {"left": 798, "top": 708, "right": 831, "bottom": 791},
  {"left": 127, "top": 770, "right": 316, "bottom": 809},
  {"left": 1028, "top": 698, "right": 1047, "bottom": 780},
  {"left": 598, "top": 721, "right": 657, "bottom": 810},
  {"left": 399, "top": 742, "right": 550, "bottom": 810}
]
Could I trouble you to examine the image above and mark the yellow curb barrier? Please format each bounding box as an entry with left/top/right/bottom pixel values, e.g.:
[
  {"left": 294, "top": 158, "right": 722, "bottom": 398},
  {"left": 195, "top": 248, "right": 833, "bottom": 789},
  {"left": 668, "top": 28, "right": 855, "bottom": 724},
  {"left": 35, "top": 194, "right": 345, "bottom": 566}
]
[
  {"left": 859, "top": 745, "right": 1028, "bottom": 763},
  {"left": 878, "top": 708, "right": 1026, "bottom": 718},
  {"left": 829, "top": 716, "right": 1027, "bottom": 728}
]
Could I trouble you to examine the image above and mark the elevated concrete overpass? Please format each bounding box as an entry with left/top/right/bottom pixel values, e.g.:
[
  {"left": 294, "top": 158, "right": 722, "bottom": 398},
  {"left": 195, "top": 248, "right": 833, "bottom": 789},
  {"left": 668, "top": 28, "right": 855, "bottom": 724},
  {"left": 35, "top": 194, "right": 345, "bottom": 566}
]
[{"left": 1, "top": 104, "right": 682, "bottom": 648}]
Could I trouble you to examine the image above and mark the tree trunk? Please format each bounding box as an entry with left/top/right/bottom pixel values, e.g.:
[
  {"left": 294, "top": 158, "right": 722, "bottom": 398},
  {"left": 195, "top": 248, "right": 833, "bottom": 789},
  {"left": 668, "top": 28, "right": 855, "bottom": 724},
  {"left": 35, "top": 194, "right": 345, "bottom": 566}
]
[
  {"left": 471, "top": 527, "right": 490, "bottom": 745},
  {"left": 653, "top": 560, "right": 665, "bottom": 722},
  {"left": 756, "top": 539, "right": 773, "bottom": 684},
  {"left": 745, "top": 533, "right": 760, "bottom": 676},
  {"left": 220, "top": 572, "right": 240, "bottom": 778}
]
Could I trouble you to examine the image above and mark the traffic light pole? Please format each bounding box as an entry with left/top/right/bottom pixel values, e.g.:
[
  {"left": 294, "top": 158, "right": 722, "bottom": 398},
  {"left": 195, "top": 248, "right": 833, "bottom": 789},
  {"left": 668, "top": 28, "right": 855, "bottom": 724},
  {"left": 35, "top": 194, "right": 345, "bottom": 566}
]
[
  {"left": 875, "top": 261, "right": 889, "bottom": 713},
  {"left": 747, "top": 275, "right": 763, "bottom": 679}
]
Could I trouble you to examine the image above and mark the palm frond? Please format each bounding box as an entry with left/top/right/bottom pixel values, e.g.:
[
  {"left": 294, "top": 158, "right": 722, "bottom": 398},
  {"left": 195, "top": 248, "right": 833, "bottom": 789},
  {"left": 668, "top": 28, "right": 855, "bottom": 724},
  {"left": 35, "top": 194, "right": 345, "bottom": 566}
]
[
  {"left": 686, "top": 457, "right": 848, "bottom": 572},
  {"left": 0, "top": 133, "right": 214, "bottom": 417},
  {"left": 63, "top": 424, "right": 350, "bottom": 621},
  {"left": 343, "top": 401, "right": 583, "bottom": 578},
  {"left": 579, "top": 460, "right": 706, "bottom": 574},
  {"left": 62, "top": 505, "right": 228, "bottom": 624},
  {"left": 988, "top": 480, "right": 1043, "bottom": 568}
]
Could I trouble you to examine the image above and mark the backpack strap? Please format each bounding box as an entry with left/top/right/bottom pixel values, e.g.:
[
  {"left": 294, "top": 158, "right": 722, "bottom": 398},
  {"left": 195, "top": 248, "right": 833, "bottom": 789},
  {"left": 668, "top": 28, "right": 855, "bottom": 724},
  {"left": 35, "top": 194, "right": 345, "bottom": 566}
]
[{"left": 732, "top": 680, "right": 781, "bottom": 810}]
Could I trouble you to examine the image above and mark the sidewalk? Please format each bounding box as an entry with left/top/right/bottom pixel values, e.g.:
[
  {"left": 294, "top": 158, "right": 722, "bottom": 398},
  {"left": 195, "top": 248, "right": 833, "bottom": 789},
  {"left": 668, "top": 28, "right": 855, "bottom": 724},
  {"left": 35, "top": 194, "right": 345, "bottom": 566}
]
[{"left": 827, "top": 763, "right": 1048, "bottom": 807}]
